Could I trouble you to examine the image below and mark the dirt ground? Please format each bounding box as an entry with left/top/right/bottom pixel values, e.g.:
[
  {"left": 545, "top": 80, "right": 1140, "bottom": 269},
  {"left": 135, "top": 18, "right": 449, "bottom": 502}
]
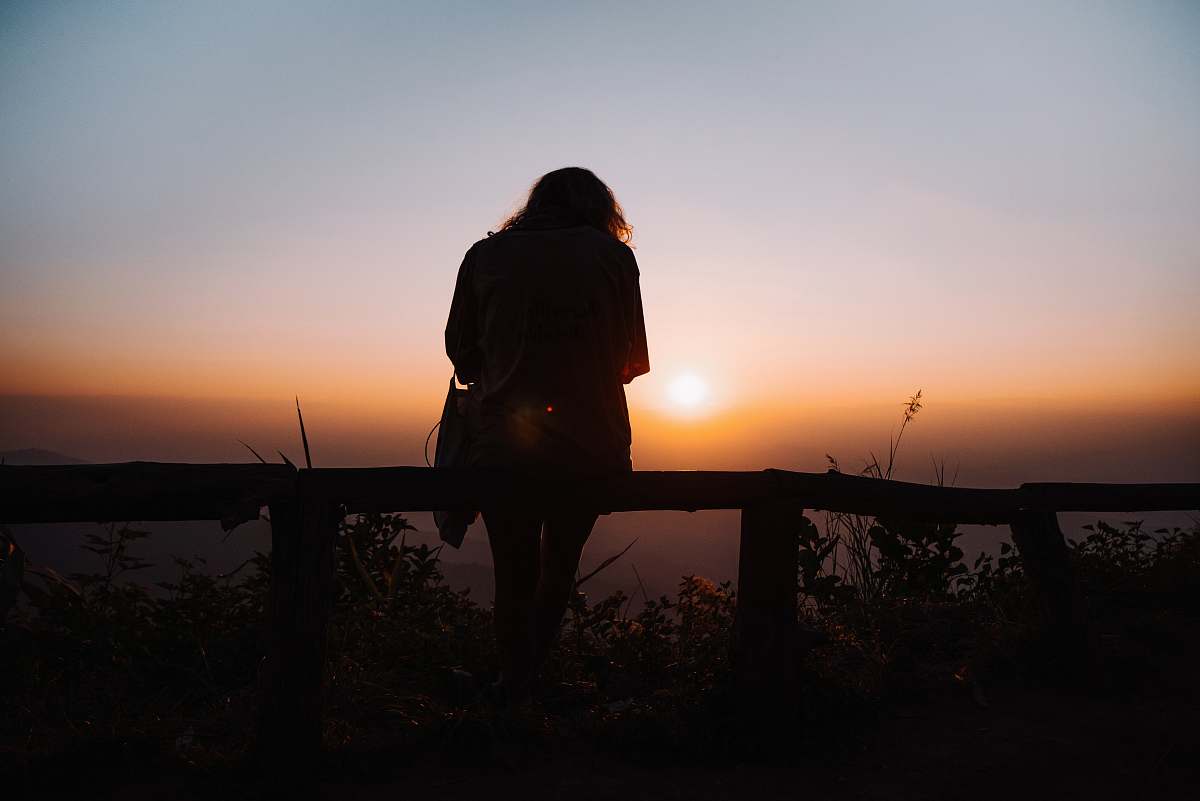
[
  {"left": 100, "top": 682, "right": 1198, "bottom": 801},
  {"left": 338, "top": 691, "right": 1198, "bottom": 801}
]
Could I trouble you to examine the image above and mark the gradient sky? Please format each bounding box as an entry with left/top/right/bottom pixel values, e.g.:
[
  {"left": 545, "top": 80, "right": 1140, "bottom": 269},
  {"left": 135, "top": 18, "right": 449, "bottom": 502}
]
[{"left": 1, "top": 1, "right": 1198, "bottom": 476}]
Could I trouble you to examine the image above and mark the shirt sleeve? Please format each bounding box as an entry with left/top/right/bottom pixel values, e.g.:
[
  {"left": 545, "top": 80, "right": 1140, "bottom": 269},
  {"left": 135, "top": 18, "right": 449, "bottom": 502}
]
[
  {"left": 620, "top": 252, "right": 650, "bottom": 384},
  {"left": 445, "top": 246, "right": 482, "bottom": 384}
]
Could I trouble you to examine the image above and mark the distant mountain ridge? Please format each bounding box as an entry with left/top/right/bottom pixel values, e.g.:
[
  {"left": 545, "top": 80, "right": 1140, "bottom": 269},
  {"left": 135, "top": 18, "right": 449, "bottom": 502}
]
[{"left": 0, "top": 448, "right": 88, "bottom": 465}]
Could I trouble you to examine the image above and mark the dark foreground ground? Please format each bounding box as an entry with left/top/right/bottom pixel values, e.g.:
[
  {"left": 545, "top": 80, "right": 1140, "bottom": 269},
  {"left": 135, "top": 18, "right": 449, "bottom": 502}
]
[
  {"left": 5, "top": 517, "right": 1198, "bottom": 800},
  {"left": 313, "top": 688, "right": 1198, "bottom": 801},
  {"left": 431, "top": 703, "right": 1187, "bottom": 801},
  {"left": 20, "top": 634, "right": 1200, "bottom": 801},
  {"left": 29, "top": 689, "right": 1198, "bottom": 800}
]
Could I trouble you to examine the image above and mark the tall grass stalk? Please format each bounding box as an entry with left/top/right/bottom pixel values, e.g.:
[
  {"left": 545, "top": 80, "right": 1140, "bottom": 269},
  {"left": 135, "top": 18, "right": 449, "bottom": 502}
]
[{"left": 825, "top": 390, "right": 923, "bottom": 604}]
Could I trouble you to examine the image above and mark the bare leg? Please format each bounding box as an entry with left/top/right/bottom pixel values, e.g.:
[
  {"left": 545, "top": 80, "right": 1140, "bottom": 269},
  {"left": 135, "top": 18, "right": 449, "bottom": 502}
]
[
  {"left": 482, "top": 511, "right": 541, "bottom": 700},
  {"left": 532, "top": 512, "right": 598, "bottom": 673}
]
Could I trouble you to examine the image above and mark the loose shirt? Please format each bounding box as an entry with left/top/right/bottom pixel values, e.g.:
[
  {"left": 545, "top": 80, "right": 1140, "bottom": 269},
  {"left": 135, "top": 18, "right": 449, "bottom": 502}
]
[{"left": 445, "top": 218, "right": 649, "bottom": 473}]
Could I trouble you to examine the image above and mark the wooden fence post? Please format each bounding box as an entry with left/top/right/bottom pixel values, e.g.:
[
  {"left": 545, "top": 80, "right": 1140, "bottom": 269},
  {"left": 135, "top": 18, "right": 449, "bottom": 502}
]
[
  {"left": 258, "top": 478, "right": 338, "bottom": 784},
  {"left": 733, "top": 499, "right": 802, "bottom": 739},
  {"left": 1009, "top": 509, "right": 1090, "bottom": 669}
]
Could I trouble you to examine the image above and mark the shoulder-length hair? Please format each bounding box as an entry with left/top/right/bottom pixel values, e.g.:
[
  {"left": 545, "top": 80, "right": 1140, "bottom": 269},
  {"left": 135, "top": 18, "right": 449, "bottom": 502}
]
[{"left": 500, "top": 167, "right": 633, "bottom": 244}]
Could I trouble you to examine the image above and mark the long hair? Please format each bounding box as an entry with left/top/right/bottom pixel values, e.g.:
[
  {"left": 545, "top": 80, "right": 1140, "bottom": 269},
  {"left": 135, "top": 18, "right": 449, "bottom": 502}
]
[{"left": 500, "top": 167, "right": 633, "bottom": 244}]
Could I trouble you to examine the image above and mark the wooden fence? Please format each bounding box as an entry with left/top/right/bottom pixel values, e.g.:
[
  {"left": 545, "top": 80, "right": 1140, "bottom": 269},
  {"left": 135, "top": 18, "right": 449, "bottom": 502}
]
[{"left": 2, "top": 462, "right": 1197, "bottom": 776}]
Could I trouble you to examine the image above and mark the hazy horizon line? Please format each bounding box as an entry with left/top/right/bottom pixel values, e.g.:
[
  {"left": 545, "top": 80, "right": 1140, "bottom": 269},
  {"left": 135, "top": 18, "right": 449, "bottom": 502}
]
[{"left": 3, "top": 387, "right": 1197, "bottom": 410}]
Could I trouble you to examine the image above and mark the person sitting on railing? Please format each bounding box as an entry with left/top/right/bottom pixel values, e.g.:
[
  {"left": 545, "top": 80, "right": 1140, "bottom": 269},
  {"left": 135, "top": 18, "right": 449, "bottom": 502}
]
[{"left": 445, "top": 166, "right": 650, "bottom": 705}]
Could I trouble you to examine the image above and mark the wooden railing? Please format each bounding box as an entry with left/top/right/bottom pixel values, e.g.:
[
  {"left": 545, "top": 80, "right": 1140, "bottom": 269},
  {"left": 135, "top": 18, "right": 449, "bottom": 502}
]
[{"left": 2, "top": 462, "right": 1198, "bottom": 776}]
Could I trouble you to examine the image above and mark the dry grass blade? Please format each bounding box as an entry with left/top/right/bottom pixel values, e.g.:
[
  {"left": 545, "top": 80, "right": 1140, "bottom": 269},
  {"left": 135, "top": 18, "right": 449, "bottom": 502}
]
[
  {"left": 296, "top": 396, "right": 312, "bottom": 470},
  {"left": 346, "top": 536, "right": 382, "bottom": 600},
  {"left": 576, "top": 538, "right": 638, "bottom": 589},
  {"left": 237, "top": 440, "right": 268, "bottom": 464},
  {"left": 26, "top": 564, "right": 83, "bottom": 598},
  {"left": 632, "top": 562, "right": 650, "bottom": 604}
]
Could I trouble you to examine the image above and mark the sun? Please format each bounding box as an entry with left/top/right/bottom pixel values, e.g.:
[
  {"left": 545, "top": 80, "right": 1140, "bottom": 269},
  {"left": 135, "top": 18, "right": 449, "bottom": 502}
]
[{"left": 667, "top": 373, "right": 710, "bottom": 410}]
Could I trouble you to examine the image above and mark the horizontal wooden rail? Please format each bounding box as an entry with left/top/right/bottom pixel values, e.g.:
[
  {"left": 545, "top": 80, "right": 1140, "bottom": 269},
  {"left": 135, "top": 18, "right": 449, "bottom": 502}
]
[
  {"left": 3, "top": 463, "right": 1196, "bottom": 526},
  {"left": 1016, "top": 481, "right": 1200, "bottom": 514},
  {"left": 0, "top": 462, "right": 296, "bottom": 530}
]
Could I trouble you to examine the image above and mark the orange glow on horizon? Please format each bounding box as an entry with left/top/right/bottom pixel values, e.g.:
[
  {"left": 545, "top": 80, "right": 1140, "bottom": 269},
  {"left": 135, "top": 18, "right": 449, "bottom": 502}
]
[{"left": 4, "top": 337, "right": 1198, "bottom": 422}]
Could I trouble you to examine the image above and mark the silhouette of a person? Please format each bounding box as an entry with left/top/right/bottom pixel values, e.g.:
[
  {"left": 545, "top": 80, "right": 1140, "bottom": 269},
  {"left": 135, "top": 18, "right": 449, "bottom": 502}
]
[{"left": 445, "top": 167, "right": 649, "bottom": 703}]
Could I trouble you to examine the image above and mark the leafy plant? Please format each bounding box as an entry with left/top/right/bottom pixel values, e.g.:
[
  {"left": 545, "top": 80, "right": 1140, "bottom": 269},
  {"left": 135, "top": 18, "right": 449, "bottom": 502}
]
[
  {"left": 795, "top": 514, "right": 854, "bottom": 609},
  {"left": 1069, "top": 519, "right": 1200, "bottom": 599},
  {"left": 867, "top": 519, "right": 967, "bottom": 600}
]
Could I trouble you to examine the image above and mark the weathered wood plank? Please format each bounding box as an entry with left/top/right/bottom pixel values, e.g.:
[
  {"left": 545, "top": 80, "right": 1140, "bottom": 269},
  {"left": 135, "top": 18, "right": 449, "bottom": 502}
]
[
  {"left": 733, "top": 499, "right": 803, "bottom": 746},
  {"left": 1010, "top": 510, "right": 1081, "bottom": 627},
  {"left": 0, "top": 462, "right": 295, "bottom": 529},
  {"left": 773, "top": 469, "right": 1022, "bottom": 523},
  {"left": 256, "top": 498, "right": 300, "bottom": 774},
  {"left": 306, "top": 468, "right": 1199, "bottom": 521},
  {"left": 256, "top": 475, "right": 339, "bottom": 782},
  {"left": 1018, "top": 481, "right": 1200, "bottom": 513},
  {"left": 1003, "top": 506, "right": 1099, "bottom": 676},
  {"left": 3, "top": 464, "right": 1196, "bottom": 527},
  {"left": 310, "top": 466, "right": 1030, "bottom": 522}
]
